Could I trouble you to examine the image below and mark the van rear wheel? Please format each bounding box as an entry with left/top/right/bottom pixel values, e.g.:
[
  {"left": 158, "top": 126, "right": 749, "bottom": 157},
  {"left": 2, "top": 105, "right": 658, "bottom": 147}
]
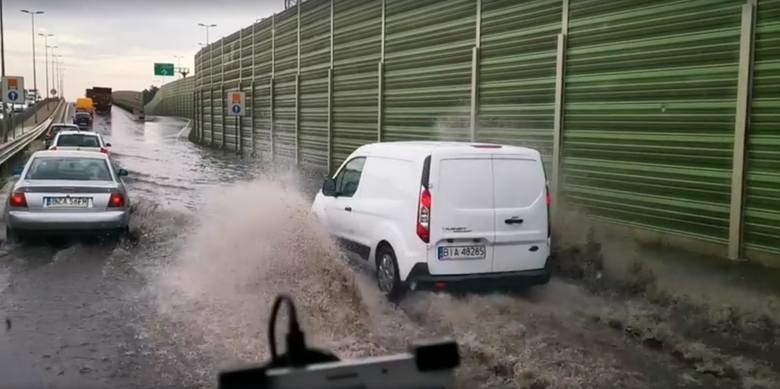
[{"left": 376, "top": 245, "right": 404, "bottom": 301}]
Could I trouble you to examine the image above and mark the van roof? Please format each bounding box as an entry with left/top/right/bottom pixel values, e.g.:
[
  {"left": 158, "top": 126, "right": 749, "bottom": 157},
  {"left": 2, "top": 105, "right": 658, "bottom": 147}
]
[{"left": 355, "top": 141, "right": 541, "bottom": 161}]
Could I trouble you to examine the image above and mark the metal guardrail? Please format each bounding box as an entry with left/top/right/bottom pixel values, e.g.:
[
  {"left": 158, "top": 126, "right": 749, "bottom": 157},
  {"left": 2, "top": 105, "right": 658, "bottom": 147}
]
[
  {"left": 7, "top": 98, "right": 60, "bottom": 127},
  {"left": 112, "top": 90, "right": 143, "bottom": 114},
  {"left": 0, "top": 99, "right": 67, "bottom": 167}
]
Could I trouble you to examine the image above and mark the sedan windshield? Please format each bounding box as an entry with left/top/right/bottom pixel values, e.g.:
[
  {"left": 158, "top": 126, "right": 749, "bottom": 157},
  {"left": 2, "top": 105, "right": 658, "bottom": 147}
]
[
  {"left": 25, "top": 157, "right": 112, "bottom": 181},
  {"left": 56, "top": 134, "right": 100, "bottom": 147}
]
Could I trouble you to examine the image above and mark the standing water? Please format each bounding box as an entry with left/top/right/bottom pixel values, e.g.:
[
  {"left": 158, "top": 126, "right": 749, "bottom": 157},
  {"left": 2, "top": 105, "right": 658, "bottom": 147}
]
[{"left": 0, "top": 107, "right": 708, "bottom": 389}]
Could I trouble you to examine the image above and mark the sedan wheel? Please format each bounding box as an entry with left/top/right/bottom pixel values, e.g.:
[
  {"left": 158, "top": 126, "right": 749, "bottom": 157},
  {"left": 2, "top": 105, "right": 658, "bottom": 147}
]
[{"left": 5, "top": 227, "right": 21, "bottom": 244}]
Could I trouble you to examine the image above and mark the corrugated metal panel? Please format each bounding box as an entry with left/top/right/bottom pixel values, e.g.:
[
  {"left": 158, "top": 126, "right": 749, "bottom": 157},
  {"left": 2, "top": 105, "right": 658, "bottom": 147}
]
[
  {"left": 206, "top": 88, "right": 216, "bottom": 145},
  {"left": 223, "top": 32, "right": 242, "bottom": 152},
  {"left": 274, "top": 74, "right": 298, "bottom": 160},
  {"left": 238, "top": 25, "right": 254, "bottom": 156},
  {"left": 253, "top": 19, "right": 274, "bottom": 157},
  {"left": 300, "top": 0, "right": 331, "bottom": 73},
  {"left": 212, "top": 85, "right": 224, "bottom": 148},
  {"left": 384, "top": 0, "right": 475, "bottom": 142},
  {"left": 212, "top": 38, "right": 226, "bottom": 148},
  {"left": 563, "top": 0, "right": 743, "bottom": 243},
  {"left": 223, "top": 32, "right": 242, "bottom": 99},
  {"left": 298, "top": 0, "right": 331, "bottom": 166},
  {"left": 300, "top": 69, "right": 330, "bottom": 166},
  {"left": 253, "top": 19, "right": 274, "bottom": 77},
  {"left": 332, "top": 0, "right": 381, "bottom": 167},
  {"left": 275, "top": 7, "right": 299, "bottom": 77},
  {"left": 478, "top": 0, "right": 561, "bottom": 167},
  {"left": 254, "top": 77, "right": 273, "bottom": 159},
  {"left": 745, "top": 0, "right": 780, "bottom": 255},
  {"left": 240, "top": 25, "right": 254, "bottom": 81},
  {"left": 273, "top": 8, "right": 299, "bottom": 160}
]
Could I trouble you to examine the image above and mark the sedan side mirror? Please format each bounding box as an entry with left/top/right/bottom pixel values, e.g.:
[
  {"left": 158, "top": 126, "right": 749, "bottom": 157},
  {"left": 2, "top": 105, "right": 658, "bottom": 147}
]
[
  {"left": 117, "top": 168, "right": 129, "bottom": 177},
  {"left": 105, "top": 142, "right": 112, "bottom": 147},
  {"left": 321, "top": 178, "right": 337, "bottom": 197}
]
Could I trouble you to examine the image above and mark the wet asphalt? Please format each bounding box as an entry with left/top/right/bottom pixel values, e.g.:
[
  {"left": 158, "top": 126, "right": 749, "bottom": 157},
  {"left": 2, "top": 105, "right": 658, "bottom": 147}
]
[
  {"left": 0, "top": 108, "right": 256, "bottom": 388},
  {"left": 1, "top": 107, "right": 769, "bottom": 389}
]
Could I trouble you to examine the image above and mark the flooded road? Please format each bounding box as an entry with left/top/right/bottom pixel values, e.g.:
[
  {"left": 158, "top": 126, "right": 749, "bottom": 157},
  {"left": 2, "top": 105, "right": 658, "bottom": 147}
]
[
  {"left": 1, "top": 108, "right": 777, "bottom": 389},
  {"left": 0, "top": 109, "right": 257, "bottom": 388}
]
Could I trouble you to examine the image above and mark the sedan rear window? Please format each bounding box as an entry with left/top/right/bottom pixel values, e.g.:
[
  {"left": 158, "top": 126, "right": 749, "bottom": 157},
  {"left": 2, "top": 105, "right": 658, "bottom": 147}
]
[
  {"left": 56, "top": 134, "right": 100, "bottom": 148},
  {"left": 26, "top": 157, "right": 112, "bottom": 181}
]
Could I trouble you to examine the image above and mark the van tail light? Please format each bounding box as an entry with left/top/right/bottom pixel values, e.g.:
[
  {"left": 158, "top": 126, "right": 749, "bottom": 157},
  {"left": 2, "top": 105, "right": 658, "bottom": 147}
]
[
  {"left": 545, "top": 184, "right": 551, "bottom": 238},
  {"left": 99, "top": 147, "right": 109, "bottom": 154},
  {"left": 9, "top": 192, "right": 27, "bottom": 208},
  {"left": 416, "top": 186, "right": 431, "bottom": 243},
  {"left": 108, "top": 193, "right": 125, "bottom": 208}
]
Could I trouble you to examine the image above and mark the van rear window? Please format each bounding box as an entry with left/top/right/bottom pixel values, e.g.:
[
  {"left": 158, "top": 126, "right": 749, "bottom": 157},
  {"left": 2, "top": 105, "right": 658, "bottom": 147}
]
[
  {"left": 57, "top": 134, "right": 100, "bottom": 147},
  {"left": 438, "top": 158, "right": 493, "bottom": 209},
  {"left": 493, "top": 158, "right": 545, "bottom": 208}
]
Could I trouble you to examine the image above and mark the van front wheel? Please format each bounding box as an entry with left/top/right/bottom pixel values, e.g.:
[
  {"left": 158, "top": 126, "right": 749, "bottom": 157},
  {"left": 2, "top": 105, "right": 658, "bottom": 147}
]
[{"left": 376, "top": 245, "right": 404, "bottom": 301}]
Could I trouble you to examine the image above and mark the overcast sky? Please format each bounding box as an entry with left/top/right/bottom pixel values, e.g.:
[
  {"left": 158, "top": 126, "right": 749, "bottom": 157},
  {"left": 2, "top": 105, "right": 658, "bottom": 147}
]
[{"left": 3, "top": 0, "right": 284, "bottom": 101}]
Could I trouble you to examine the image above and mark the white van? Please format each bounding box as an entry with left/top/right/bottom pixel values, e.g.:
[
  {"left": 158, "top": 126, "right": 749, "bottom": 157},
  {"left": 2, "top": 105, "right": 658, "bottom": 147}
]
[{"left": 312, "top": 141, "right": 551, "bottom": 299}]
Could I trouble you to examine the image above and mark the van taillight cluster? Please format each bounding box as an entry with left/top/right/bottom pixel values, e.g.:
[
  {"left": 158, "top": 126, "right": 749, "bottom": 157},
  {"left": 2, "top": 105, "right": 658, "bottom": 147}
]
[
  {"left": 100, "top": 147, "right": 109, "bottom": 154},
  {"left": 416, "top": 186, "right": 431, "bottom": 243},
  {"left": 9, "top": 192, "right": 27, "bottom": 208},
  {"left": 546, "top": 185, "right": 551, "bottom": 238}
]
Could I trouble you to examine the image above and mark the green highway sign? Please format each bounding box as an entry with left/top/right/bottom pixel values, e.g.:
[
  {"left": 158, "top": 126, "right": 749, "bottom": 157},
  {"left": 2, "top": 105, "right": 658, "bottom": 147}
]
[{"left": 154, "top": 63, "right": 175, "bottom": 76}]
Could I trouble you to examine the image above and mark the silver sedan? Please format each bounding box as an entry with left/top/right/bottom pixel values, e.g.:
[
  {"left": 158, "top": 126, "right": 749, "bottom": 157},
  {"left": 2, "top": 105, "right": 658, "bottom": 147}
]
[{"left": 4, "top": 150, "right": 131, "bottom": 240}]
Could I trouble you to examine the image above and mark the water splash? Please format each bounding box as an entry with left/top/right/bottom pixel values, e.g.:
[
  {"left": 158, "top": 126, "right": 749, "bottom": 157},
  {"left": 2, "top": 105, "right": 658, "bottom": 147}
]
[{"left": 150, "top": 175, "right": 382, "bottom": 364}]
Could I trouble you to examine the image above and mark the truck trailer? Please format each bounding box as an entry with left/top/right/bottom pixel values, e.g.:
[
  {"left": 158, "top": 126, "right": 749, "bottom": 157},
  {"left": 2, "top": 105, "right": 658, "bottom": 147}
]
[{"left": 87, "top": 87, "right": 113, "bottom": 114}]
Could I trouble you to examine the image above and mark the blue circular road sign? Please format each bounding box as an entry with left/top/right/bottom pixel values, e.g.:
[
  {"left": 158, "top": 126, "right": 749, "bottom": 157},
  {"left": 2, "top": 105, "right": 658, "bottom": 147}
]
[
  {"left": 8, "top": 91, "right": 18, "bottom": 101},
  {"left": 231, "top": 104, "right": 241, "bottom": 114}
]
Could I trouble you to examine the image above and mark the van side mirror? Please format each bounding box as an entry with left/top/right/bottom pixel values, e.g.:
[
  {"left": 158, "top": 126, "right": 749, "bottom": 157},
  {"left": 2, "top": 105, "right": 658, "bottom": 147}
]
[
  {"left": 117, "top": 168, "right": 129, "bottom": 177},
  {"left": 322, "top": 178, "right": 337, "bottom": 197},
  {"left": 105, "top": 142, "right": 112, "bottom": 147}
]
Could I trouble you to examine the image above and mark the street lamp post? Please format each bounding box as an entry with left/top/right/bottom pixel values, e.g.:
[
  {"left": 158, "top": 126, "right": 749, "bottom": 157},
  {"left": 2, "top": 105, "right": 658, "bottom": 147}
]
[
  {"left": 50, "top": 47, "right": 59, "bottom": 97},
  {"left": 39, "top": 32, "right": 53, "bottom": 98},
  {"left": 197, "top": 23, "right": 217, "bottom": 46},
  {"left": 52, "top": 54, "right": 61, "bottom": 98},
  {"left": 48, "top": 45, "right": 57, "bottom": 96},
  {"left": 1, "top": 1, "right": 6, "bottom": 77},
  {"left": 1, "top": 1, "right": 7, "bottom": 141},
  {"left": 21, "top": 10, "right": 43, "bottom": 102},
  {"left": 58, "top": 59, "right": 64, "bottom": 98},
  {"left": 174, "top": 55, "right": 183, "bottom": 78}
]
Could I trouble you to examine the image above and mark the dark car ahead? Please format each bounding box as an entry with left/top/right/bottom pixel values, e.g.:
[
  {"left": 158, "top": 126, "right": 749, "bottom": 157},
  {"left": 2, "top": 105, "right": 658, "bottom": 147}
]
[
  {"left": 45, "top": 124, "right": 81, "bottom": 148},
  {"left": 73, "top": 112, "right": 93, "bottom": 130}
]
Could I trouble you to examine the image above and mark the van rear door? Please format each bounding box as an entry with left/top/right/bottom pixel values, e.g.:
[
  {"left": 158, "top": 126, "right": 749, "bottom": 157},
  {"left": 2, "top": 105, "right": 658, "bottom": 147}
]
[
  {"left": 427, "top": 155, "right": 494, "bottom": 275},
  {"left": 491, "top": 155, "right": 549, "bottom": 272}
]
